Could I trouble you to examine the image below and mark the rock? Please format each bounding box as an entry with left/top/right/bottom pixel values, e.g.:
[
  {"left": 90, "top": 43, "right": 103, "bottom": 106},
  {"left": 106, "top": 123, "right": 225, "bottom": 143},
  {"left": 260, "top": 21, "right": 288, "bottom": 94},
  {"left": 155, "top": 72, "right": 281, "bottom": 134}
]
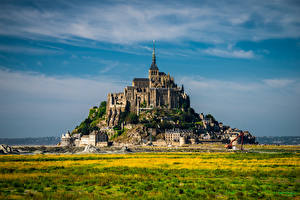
[
  {"left": 0, "top": 145, "right": 8, "bottom": 154},
  {"left": 83, "top": 144, "right": 100, "bottom": 153},
  {"left": 0, "top": 144, "right": 19, "bottom": 154},
  {"left": 33, "top": 150, "right": 43, "bottom": 154},
  {"left": 121, "top": 146, "right": 132, "bottom": 152}
]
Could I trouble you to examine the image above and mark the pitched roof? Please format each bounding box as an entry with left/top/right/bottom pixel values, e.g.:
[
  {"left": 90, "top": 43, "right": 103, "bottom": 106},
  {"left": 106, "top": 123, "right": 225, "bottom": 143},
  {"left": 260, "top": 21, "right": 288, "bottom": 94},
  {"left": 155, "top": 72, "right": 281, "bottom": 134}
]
[
  {"left": 150, "top": 63, "right": 158, "bottom": 70},
  {"left": 133, "top": 78, "right": 149, "bottom": 82}
]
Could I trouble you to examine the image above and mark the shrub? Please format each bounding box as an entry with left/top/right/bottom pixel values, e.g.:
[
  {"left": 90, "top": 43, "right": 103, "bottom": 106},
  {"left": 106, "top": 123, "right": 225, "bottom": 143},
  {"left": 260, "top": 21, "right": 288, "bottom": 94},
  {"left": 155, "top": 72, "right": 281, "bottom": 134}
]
[
  {"left": 205, "top": 114, "right": 215, "bottom": 122},
  {"left": 126, "top": 113, "right": 139, "bottom": 124},
  {"left": 98, "top": 101, "right": 107, "bottom": 118}
]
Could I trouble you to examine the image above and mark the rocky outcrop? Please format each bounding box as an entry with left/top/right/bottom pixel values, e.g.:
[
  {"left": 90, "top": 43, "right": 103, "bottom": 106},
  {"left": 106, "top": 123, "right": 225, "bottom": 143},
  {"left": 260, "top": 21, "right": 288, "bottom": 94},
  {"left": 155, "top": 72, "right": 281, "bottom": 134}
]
[
  {"left": 66, "top": 43, "right": 257, "bottom": 147},
  {"left": 0, "top": 144, "right": 19, "bottom": 154},
  {"left": 82, "top": 144, "right": 101, "bottom": 153}
]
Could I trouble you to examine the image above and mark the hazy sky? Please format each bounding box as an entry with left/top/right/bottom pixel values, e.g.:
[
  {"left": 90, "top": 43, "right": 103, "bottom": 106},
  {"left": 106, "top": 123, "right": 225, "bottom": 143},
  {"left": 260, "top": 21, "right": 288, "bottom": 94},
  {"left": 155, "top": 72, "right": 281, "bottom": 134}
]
[{"left": 0, "top": 0, "right": 299, "bottom": 137}]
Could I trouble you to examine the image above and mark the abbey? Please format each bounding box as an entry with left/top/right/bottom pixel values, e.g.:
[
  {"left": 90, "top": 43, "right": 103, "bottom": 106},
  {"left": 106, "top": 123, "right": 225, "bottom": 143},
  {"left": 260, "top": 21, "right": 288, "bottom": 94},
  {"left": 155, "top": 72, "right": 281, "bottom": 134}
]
[
  {"left": 106, "top": 43, "right": 190, "bottom": 127},
  {"left": 61, "top": 42, "right": 256, "bottom": 147}
]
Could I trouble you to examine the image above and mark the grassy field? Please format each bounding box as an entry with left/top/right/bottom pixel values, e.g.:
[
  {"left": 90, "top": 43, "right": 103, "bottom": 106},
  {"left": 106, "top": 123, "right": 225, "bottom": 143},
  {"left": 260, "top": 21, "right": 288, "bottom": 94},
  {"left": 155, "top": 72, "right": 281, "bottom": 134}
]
[{"left": 0, "top": 146, "right": 299, "bottom": 199}]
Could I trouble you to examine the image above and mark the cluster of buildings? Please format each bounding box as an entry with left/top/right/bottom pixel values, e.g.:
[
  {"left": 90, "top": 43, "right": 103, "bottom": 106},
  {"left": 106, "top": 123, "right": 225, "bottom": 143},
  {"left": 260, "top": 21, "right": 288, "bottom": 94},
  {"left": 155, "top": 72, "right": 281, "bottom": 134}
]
[
  {"left": 162, "top": 113, "right": 256, "bottom": 146},
  {"left": 60, "top": 130, "right": 108, "bottom": 147},
  {"left": 60, "top": 42, "right": 255, "bottom": 147},
  {"left": 60, "top": 115, "right": 255, "bottom": 147}
]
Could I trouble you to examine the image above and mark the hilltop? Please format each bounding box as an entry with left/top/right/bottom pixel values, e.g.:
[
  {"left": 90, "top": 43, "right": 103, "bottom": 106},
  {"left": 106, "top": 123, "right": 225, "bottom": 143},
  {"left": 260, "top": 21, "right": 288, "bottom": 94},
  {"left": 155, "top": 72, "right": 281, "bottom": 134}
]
[
  {"left": 66, "top": 100, "right": 256, "bottom": 146},
  {"left": 61, "top": 43, "right": 256, "bottom": 147}
]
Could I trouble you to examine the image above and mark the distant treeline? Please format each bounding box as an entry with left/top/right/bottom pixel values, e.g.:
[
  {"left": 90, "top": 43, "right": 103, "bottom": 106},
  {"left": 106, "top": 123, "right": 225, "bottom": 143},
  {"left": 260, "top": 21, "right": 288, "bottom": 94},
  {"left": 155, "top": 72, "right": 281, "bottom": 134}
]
[
  {"left": 256, "top": 136, "right": 300, "bottom": 145},
  {"left": 0, "top": 137, "right": 60, "bottom": 146}
]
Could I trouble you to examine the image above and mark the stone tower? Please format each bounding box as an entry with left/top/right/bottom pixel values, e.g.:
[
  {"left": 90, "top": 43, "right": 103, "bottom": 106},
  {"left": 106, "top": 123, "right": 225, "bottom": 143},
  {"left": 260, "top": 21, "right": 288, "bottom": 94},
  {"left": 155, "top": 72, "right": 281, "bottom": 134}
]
[
  {"left": 149, "top": 40, "right": 159, "bottom": 88},
  {"left": 106, "top": 41, "right": 190, "bottom": 127}
]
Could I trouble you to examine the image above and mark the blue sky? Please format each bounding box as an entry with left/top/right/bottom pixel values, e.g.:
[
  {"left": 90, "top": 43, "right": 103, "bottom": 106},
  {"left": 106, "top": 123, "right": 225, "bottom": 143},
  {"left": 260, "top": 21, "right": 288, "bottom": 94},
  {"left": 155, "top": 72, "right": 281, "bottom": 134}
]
[{"left": 0, "top": 0, "right": 299, "bottom": 137}]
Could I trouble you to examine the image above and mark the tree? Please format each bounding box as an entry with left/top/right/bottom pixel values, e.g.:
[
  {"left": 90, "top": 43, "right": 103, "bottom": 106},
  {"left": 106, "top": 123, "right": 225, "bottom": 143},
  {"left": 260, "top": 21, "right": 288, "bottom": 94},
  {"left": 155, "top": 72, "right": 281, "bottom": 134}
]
[
  {"left": 97, "top": 101, "right": 106, "bottom": 118},
  {"left": 205, "top": 114, "right": 216, "bottom": 122},
  {"left": 126, "top": 113, "right": 139, "bottom": 124}
]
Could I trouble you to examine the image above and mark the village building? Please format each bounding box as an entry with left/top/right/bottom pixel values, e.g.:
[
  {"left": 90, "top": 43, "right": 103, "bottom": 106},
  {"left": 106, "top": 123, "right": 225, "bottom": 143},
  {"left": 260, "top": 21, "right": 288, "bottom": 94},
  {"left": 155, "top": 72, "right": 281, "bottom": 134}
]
[
  {"left": 79, "top": 131, "right": 108, "bottom": 147},
  {"left": 165, "top": 129, "right": 194, "bottom": 146},
  {"left": 60, "top": 131, "right": 72, "bottom": 146},
  {"left": 61, "top": 130, "right": 108, "bottom": 147}
]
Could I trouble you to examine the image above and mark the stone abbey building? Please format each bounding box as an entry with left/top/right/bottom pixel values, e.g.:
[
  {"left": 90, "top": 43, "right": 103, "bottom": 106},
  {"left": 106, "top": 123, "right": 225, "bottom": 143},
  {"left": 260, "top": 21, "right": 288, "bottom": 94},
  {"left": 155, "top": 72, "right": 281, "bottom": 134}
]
[{"left": 106, "top": 43, "right": 190, "bottom": 127}]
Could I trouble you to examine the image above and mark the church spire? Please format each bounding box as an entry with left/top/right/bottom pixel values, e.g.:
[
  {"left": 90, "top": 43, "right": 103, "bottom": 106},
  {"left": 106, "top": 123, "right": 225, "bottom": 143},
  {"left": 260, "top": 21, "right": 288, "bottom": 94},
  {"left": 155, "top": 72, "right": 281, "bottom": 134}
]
[
  {"left": 152, "top": 40, "right": 156, "bottom": 64},
  {"left": 150, "top": 40, "right": 158, "bottom": 70}
]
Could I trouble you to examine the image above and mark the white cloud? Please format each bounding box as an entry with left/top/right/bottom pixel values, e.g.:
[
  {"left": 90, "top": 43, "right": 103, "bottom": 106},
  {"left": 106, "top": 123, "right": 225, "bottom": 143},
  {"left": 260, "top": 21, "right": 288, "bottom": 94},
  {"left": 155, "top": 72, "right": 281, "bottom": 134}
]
[
  {"left": 203, "top": 48, "right": 255, "bottom": 59},
  {"left": 99, "top": 60, "right": 119, "bottom": 73},
  {"left": 0, "top": 68, "right": 124, "bottom": 137},
  {"left": 179, "top": 76, "right": 260, "bottom": 91},
  {"left": 0, "top": 0, "right": 299, "bottom": 45},
  {"left": 0, "top": 68, "right": 123, "bottom": 102},
  {"left": 0, "top": 68, "right": 299, "bottom": 137},
  {"left": 0, "top": 44, "right": 59, "bottom": 54},
  {"left": 263, "top": 79, "right": 295, "bottom": 88},
  {"left": 178, "top": 76, "right": 300, "bottom": 136}
]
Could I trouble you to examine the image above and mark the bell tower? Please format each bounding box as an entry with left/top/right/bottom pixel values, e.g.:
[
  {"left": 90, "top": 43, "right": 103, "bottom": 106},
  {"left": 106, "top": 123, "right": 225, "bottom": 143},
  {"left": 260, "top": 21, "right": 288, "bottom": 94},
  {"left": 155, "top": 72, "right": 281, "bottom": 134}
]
[{"left": 149, "top": 40, "right": 159, "bottom": 88}]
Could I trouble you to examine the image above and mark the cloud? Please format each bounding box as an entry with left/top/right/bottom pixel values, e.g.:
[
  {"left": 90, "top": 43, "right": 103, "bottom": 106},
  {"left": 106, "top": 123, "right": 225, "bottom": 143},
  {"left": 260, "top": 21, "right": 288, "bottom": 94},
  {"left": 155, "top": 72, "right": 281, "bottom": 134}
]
[
  {"left": 263, "top": 79, "right": 295, "bottom": 88},
  {"left": 0, "top": 0, "right": 299, "bottom": 45},
  {"left": 179, "top": 76, "right": 260, "bottom": 92},
  {"left": 0, "top": 68, "right": 124, "bottom": 137},
  {"left": 0, "top": 68, "right": 299, "bottom": 138},
  {"left": 0, "top": 68, "right": 123, "bottom": 102},
  {"left": 178, "top": 76, "right": 300, "bottom": 136},
  {"left": 98, "top": 60, "right": 119, "bottom": 73},
  {"left": 203, "top": 48, "right": 255, "bottom": 59},
  {"left": 0, "top": 44, "right": 60, "bottom": 54}
]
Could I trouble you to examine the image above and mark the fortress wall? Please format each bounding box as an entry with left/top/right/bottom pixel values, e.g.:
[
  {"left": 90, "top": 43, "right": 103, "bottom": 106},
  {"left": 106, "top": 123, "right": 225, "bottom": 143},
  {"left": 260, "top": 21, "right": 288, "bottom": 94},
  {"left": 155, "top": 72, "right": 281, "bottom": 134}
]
[{"left": 106, "top": 92, "right": 128, "bottom": 127}]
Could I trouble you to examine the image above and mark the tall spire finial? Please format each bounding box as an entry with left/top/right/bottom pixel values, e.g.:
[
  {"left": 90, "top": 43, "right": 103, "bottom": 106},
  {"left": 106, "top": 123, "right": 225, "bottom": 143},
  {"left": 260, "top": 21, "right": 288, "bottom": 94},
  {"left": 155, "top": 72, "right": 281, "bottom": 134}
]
[
  {"left": 152, "top": 40, "right": 156, "bottom": 64},
  {"left": 150, "top": 40, "right": 158, "bottom": 70}
]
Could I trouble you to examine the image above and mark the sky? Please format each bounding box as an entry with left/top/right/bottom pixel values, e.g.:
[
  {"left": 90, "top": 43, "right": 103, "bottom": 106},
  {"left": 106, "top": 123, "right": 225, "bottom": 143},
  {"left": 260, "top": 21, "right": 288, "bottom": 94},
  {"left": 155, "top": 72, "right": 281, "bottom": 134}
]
[{"left": 0, "top": 0, "right": 299, "bottom": 138}]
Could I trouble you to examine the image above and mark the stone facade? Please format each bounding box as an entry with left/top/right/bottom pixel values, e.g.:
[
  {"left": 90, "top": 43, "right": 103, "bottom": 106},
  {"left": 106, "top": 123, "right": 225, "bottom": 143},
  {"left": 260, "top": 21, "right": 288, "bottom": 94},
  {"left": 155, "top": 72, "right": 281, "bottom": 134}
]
[
  {"left": 79, "top": 131, "right": 108, "bottom": 147},
  {"left": 107, "top": 43, "right": 189, "bottom": 127},
  {"left": 164, "top": 129, "right": 194, "bottom": 146},
  {"left": 61, "top": 130, "right": 108, "bottom": 147},
  {"left": 165, "top": 132, "right": 181, "bottom": 143},
  {"left": 61, "top": 131, "right": 72, "bottom": 146}
]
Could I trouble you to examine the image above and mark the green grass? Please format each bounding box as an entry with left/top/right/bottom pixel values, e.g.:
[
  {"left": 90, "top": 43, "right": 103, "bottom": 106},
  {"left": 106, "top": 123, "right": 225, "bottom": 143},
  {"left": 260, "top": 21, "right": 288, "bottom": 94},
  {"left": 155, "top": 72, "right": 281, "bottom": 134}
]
[{"left": 0, "top": 151, "right": 299, "bottom": 199}]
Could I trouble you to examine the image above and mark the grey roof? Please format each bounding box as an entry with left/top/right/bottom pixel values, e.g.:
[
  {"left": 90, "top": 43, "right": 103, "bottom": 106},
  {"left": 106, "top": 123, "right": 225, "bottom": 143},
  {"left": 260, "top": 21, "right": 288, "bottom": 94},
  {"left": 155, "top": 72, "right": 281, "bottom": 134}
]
[
  {"left": 133, "top": 78, "right": 149, "bottom": 82},
  {"left": 150, "top": 63, "right": 158, "bottom": 70}
]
